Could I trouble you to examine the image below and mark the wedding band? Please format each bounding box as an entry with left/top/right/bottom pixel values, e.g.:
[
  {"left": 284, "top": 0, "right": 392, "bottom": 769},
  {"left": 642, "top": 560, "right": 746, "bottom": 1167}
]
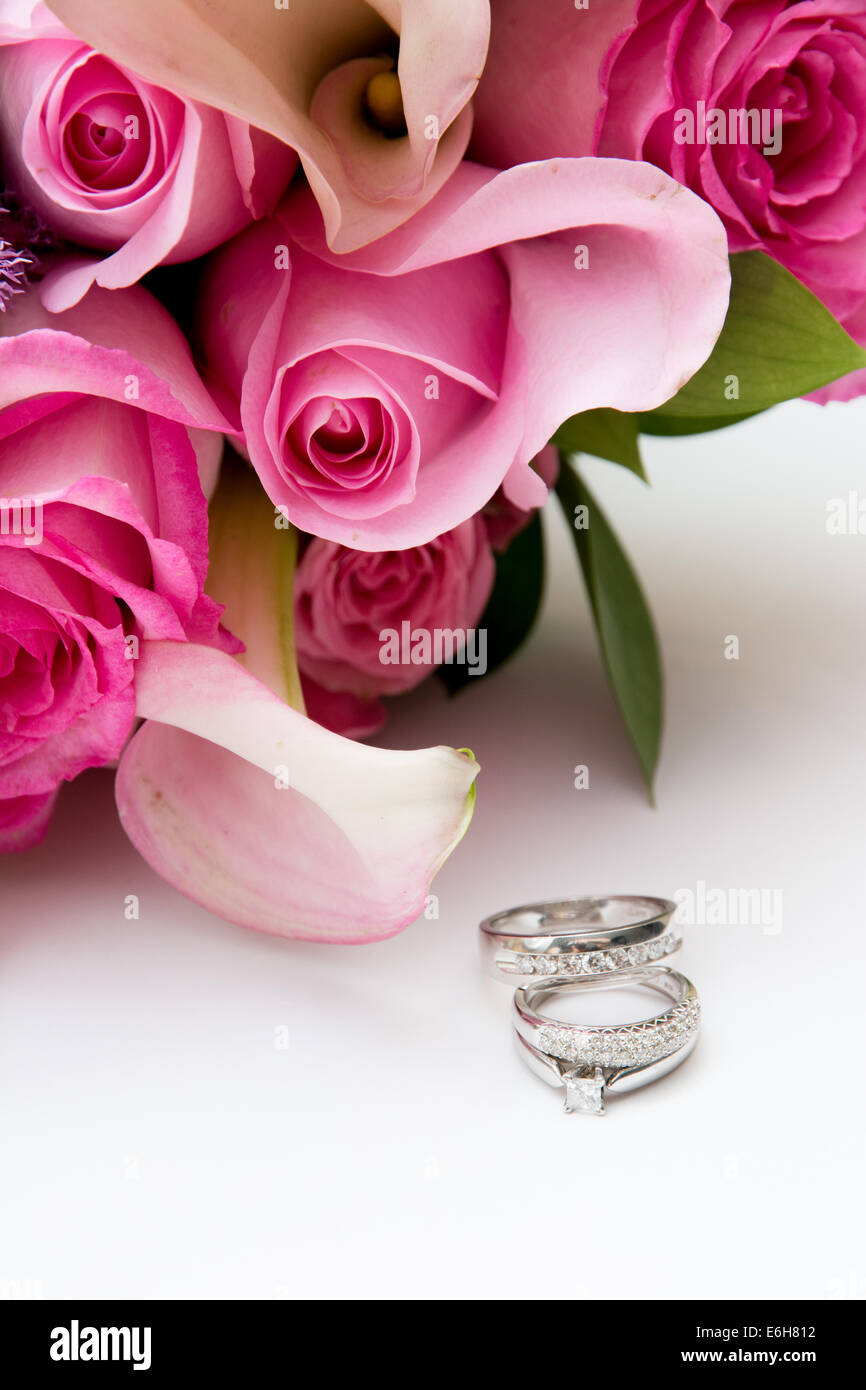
[
  {"left": 480, "top": 895, "right": 680, "bottom": 986},
  {"left": 512, "top": 967, "right": 700, "bottom": 1115}
]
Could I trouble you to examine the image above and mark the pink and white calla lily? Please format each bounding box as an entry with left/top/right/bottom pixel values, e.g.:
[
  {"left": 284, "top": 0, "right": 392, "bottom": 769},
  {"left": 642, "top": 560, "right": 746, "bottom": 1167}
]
[{"left": 115, "top": 460, "right": 479, "bottom": 943}]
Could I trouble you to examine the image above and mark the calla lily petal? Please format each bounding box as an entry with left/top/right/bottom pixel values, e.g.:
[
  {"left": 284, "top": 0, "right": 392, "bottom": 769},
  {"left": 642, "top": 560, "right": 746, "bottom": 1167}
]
[
  {"left": 115, "top": 458, "right": 478, "bottom": 942},
  {"left": 116, "top": 641, "right": 478, "bottom": 942},
  {"left": 205, "top": 450, "right": 305, "bottom": 710}
]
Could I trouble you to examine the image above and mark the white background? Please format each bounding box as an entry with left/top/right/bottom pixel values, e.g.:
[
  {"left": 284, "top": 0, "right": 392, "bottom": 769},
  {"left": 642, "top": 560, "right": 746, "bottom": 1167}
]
[{"left": 1, "top": 398, "right": 864, "bottom": 1300}]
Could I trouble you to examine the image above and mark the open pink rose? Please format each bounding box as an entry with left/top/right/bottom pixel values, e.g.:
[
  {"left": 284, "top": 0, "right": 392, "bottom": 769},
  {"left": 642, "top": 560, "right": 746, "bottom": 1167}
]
[
  {"left": 295, "top": 515, "right": 495, "bottom": 703},
  {"left": 199, "top": 158, "right": 730, "bottom": 550},
  {"left": 474, "top": 0, "right": 866, "bottom": 402},
  {"left": 0, "top": 262, "right": 233, "bottom": 851},
  {"left": 0, "top": 1, "right": 296, "bottom": 310},
  {"left": 600, "top": 3, "right": 866, "bottom": 317},
  {"left": 45, "top": 0, "right": 490, "bottom": 253}
]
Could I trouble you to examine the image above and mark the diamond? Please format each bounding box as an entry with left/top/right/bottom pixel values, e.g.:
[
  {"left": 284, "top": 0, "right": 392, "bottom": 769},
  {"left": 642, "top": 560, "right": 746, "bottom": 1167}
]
[
  {"left": 586, "top": 952, "right": 606, "bottom": 973},
  {"left": 628, "top": 944, "right": 648, "bottom": 966},
  {"left": 563, "top": 1066, "right": 605, "bottom": 1116},
  {"left": 608, "top": 948, "right": 628, "bottom": 969},
  {"left": 648, "top": 939, "right": 665, "bottom": 960},
  {"left": 532, "top": 991, "right": 700, "bottom": 1080},
  {"left": 535, "top": 956, "right": 558, "bottom": 976}
]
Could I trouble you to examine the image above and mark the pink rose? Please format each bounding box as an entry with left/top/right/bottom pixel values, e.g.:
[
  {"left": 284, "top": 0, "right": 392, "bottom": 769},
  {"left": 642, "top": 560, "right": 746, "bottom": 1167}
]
[
  {"left": 600, "top": 3, "right": 866, "bottom": 309},
  {"left": 199, "top": 158, "right": 730, "bottom": 549},
  {"left": 0, "top": 263, "right": 233, "bottom": 850},
  {"left": 45, "top": 0, "right": 491, "bottom": 253},
  {"left": 295, "top": 515, "right": 495, "bottom": 703},
  {"left": 0, "top": 2, "right": 296, "bottom": 310},
  {"left": 474, "top": 1, "right": 866, "bottom": 401}
]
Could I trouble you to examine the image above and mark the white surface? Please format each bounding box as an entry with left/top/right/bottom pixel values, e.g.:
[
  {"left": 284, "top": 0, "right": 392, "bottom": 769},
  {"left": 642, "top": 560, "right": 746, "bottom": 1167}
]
[{"left": 1, "top": 399, "right": 865, "bottom": 1301}]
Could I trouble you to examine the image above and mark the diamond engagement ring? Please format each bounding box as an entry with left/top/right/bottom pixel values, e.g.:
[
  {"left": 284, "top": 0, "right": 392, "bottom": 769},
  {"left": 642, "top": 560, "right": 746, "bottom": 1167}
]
[
  {"left": 512, "top": 967, "right": 701, "bottom": 1115},
  {"left": 480, "top": 895, "right": 680, "bottom": 987}
]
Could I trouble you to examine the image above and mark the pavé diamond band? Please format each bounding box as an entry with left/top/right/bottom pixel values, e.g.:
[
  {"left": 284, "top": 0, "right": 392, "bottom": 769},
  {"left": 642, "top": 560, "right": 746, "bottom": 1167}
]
[
  {"left": 512, "top": 967, "right": 701, "bottom": 1116},
  {"left": 480, "top": 895, "right": 680, "bottom": 987}
]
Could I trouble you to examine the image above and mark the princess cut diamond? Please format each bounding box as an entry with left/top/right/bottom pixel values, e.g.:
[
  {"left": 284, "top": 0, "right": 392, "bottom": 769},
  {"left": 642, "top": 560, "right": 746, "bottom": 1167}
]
[{"left": 562, "top": 1066, "right": 605, "bottom": 1115}]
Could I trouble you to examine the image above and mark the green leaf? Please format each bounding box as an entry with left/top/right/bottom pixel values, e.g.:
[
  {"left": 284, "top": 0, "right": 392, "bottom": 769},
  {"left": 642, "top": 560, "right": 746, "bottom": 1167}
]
[
  {"left": 555, "top": 461, "right": 662, "bottom": 797},
  {"left": 554, "top": 407, "right": 647, "bottom": 480},
  {"left": 652, "top": 250, "right": 866, "bottom": 421},
  {"left": 439, "top": 511, "right": 544, "bottom": 694},
  {"left": 637, "top": 409, "right": 759, "bottom": 437}
]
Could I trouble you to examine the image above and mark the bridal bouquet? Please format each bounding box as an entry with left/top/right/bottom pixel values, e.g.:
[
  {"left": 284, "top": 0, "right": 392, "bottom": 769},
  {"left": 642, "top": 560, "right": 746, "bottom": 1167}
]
[{"left": 2, "top": 1, "right": 862, "bottom": 941}]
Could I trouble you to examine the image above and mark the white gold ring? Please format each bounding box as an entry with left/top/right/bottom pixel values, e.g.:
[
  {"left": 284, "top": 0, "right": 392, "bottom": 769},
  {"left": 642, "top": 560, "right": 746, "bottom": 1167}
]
[
  {"left": 480, "top": 895, "right": 680, "bottom": 987},
  {"left": 512, "top": 967, "right": 701, "bottom": 1116}
]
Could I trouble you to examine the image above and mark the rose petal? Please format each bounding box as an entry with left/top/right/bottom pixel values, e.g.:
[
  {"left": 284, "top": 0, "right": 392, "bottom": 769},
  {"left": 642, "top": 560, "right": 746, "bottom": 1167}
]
[
  {"left": 300, "top": 674, "right": 387, "bottom": 739},
  {"left": 0, "top": 787, "right": 59, "bottom": 852},
  {"left": 1, "top": 268, "right": 232, "bottom": 430},
  {"left": 471, "top": 0, "right": 639, "bottom": 165}
]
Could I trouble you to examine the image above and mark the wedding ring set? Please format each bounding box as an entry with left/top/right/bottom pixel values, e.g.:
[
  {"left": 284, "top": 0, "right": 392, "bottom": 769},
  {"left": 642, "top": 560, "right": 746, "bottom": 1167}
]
[{"left": 480, "top": 896, "right": 701, "bottom": 1115}]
